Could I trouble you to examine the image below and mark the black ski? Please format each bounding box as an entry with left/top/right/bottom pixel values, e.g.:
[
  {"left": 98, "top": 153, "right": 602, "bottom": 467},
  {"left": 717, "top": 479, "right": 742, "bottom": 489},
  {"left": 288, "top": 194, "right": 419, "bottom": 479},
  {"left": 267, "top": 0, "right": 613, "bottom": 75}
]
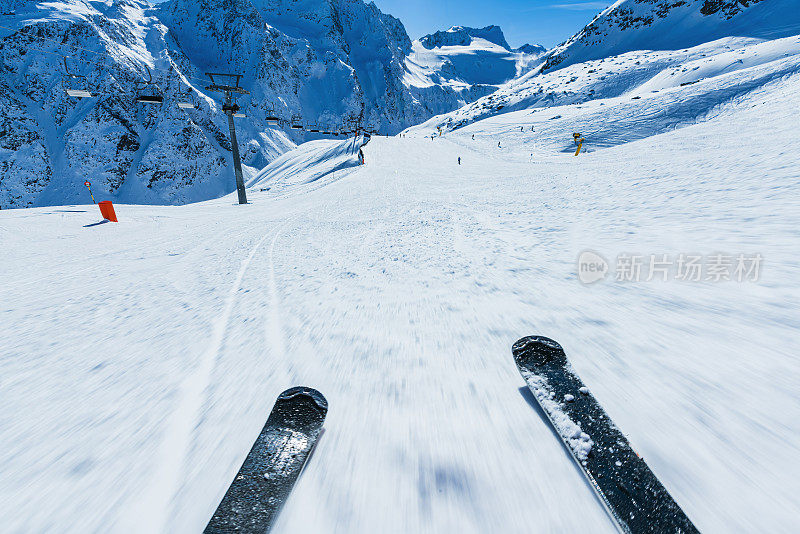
[
  {"left": 512, "top": 336, "right": 698, "bottom": 534},
  {"left": 204, "top": 387, "right": 328, "bottom": 533}
]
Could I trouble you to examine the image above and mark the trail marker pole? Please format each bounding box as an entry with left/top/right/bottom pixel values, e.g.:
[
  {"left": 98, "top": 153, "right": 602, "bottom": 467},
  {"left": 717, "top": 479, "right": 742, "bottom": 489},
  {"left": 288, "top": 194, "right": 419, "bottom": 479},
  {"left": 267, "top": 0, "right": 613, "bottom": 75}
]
[
  {"left": 84, "top": 180, "right": 96, "bottom": 204},
  {"left": 207, "top": 73, "right": 249, "bottom": 205}
]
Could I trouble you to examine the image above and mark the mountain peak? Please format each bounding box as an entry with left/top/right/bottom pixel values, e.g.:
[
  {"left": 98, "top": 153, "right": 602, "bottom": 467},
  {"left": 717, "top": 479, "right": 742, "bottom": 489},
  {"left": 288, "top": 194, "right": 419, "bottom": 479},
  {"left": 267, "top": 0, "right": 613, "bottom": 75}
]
[
  {"left": 516, "top": 43, "right": 546, "bottom": 55},
  {"left": 419, "top": 25, "right": 511, "bottom": 50}
]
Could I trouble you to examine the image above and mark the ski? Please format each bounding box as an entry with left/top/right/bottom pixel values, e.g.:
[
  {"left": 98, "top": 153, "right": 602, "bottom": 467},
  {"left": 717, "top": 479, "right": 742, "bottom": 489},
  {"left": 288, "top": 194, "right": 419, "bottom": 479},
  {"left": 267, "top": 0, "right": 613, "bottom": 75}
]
[
  {"left": 204, "top": 387, "right": 328, "bottom": 533},
  {"left": 512, "top": 336, "right": 698, "bottom": 534}
]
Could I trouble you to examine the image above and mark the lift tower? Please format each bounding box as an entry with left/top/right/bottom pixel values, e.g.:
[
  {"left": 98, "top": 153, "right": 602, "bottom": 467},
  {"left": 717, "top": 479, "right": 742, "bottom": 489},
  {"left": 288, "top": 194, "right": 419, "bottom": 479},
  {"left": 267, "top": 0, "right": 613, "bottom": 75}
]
[{"left": 207, "top": 73, "right": 249, "bottom": 205}]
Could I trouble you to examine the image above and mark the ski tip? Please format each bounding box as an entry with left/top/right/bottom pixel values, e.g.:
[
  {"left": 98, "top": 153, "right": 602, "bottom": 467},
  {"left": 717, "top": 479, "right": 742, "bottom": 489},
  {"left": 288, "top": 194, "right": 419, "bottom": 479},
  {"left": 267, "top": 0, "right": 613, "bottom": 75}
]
[
  {"left": 512, "top": 336, "right": 567, "bottom": 368},
  {"left": 279, "top": 386, "right": 329, "bottom": 412}
]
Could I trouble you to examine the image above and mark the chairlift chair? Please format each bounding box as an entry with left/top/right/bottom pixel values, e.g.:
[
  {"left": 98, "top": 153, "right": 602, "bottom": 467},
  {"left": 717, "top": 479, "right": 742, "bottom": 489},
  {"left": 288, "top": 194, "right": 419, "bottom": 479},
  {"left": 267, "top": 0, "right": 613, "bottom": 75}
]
[
  {"left": 290, "top": 115, "right": 303, "bottom": 130},
  {"left": 135, "top": 65, "right": 164, "bottom": 105},
  {"left": 177, "top": 91, "right": 196, "bottom": 109},
  {"left": 62, "top": 56, "right": 92, "bottom": 98},
  {"left": 265, "top": 108, "right": 281, "bottom": 125}
]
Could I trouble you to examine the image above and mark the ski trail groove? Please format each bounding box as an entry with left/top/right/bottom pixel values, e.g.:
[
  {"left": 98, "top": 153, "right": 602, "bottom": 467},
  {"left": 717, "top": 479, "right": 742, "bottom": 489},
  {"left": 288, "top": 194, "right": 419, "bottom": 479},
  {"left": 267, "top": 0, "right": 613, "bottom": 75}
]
[
  {"left": 128, "top": 227, "right": 277, "bottom": 534},
  {"left": 265, "top": 219, "right": 295, "bottom": 378}
]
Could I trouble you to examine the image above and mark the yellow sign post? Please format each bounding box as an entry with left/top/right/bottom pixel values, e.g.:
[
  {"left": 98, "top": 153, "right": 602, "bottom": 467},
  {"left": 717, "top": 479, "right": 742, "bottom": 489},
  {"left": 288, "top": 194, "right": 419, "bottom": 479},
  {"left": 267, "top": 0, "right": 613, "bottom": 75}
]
[{"left": 572, "top": 133, "right": 585, "bottom": 156}]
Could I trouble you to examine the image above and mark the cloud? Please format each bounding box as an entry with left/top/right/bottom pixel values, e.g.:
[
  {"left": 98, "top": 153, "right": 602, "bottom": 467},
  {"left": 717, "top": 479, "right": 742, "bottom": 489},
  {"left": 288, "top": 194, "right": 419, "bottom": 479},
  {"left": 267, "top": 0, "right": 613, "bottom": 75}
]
[{"left": 549, "top": 2, "right": 611, "bottom": 11}]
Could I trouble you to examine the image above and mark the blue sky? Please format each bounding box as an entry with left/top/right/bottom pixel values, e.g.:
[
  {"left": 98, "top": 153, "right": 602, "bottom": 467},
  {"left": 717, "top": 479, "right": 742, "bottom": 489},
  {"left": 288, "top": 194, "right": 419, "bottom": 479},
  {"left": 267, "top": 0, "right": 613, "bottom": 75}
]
[{"left": 371, "top": 0, "right": 611, "bottom": 48}]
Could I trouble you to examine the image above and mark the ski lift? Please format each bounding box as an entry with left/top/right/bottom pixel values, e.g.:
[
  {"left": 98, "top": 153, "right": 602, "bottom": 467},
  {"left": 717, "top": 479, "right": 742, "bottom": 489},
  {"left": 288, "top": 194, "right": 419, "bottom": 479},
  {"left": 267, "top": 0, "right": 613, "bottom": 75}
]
[
  {"left": 265, "top": 108, "right": 281, "bottom": 125},
  {"left": 136, "top": 65, "right": 163, "bottom": 105},
  {"left": 290, "top": 115, "right": 303, "bottom": 130},
  {"left": 62, "top": 56, "right": 92, "bottom": 98},
  {"left": 176, "top": 91, "right": 196, "bottom": 109}
]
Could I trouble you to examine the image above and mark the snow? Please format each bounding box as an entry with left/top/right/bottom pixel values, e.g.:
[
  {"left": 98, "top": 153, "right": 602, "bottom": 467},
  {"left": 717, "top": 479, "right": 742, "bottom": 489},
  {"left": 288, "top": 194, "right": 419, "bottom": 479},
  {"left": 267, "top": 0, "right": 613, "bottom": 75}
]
[
  {"left": 520, "top": 370, "right": 594, "bottom": 462},
  {"left": 2, "top": 15, "right": 800, "bottom": 534},
  {"left": 404, "top": 27, "right": 545, "bottom": 93},
  {"left": 539, "top": 0, "right": 800, "bottom": 74}
]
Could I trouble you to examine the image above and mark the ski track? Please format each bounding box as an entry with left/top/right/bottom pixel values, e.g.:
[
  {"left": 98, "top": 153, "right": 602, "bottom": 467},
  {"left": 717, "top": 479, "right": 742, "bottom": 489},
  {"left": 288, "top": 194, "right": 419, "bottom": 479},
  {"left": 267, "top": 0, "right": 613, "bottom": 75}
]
[
  {"left": 128, "top": 226, "right": 278, "bottom": 534},
  {"left": 265, "top": 218, "right": 295, "bottom": 383}
]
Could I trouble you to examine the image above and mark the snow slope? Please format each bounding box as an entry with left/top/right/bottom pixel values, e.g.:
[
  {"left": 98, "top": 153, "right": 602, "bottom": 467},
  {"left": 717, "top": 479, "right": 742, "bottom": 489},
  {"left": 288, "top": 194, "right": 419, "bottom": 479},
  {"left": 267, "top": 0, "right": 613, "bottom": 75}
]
[
  {"left": 539, "top": 0, "right": 800, "bottom": 73},
  {"left": 246, "top": 135, "right": 367, "bottom": 196},
  {"left": 418, "top": 30, "right": 800, "bottom": 140},
  {"left": 1, "top": 49, "right": 799, "bottom": 533}
]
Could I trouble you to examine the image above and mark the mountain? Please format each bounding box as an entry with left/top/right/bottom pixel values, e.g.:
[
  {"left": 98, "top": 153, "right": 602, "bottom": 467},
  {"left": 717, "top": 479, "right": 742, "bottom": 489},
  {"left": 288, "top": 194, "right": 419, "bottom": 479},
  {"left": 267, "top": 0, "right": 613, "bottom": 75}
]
[
  {"left": 156, "top": 0, "right": 423, "bottom": 134},
  {"left": 414, "top": 0, "right": 800, "bottom": 140},
  {"left": 540, "top": 0, "right": 800, "bottom": 73},
  {"left": 419, "top": 25, "right": 512, "bottom": 50},
  {"left": 0, "top": 0, "right": 527, "bottom": 208},
  {"left": 403, "top": 26, "right": 546, "bottom": 106},
  {"left": 1, "top": 0, "right": 245, "bottom": 209},
  {"left": 516, "top": 43, "right": 547, "bottom": 55}
]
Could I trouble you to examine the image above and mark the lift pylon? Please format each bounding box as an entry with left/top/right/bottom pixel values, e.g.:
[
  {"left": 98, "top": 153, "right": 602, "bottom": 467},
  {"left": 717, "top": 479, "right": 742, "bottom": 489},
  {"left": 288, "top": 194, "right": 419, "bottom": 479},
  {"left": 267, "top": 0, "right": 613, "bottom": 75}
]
[{"left": 206, "top": 73, "right": 249, "bottom": 205}]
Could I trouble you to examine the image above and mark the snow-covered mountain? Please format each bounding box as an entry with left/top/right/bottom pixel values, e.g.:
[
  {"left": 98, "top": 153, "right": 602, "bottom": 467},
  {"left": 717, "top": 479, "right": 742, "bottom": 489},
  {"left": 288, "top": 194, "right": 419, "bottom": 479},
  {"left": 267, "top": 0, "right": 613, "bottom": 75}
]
[
  {"left": 418, "top": 0, "right": 800, "bottom": 134},
  {"left": 0, "top": 0, "right": 527, "bottom": 208},
  {"left": 540, "top": 0, "right": 800, "bottom": 73},
  {"left": 404, "top": 25, "right": 546, "bottom": 104},
  {"left": 419, "top": 25, "right": 512, "bottom": 50}
]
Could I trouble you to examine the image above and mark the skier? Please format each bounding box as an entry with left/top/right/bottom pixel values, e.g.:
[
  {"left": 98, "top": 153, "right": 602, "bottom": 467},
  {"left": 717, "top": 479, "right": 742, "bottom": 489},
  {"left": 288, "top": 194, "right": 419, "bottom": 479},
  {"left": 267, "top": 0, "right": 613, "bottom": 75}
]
[
  {"left": 358, "top": 148, "right": 365, "bottom": 165},
  {"left": 458, "top": 157, "right": 461, "bottom": 165},
  {"left": 498, "top": 141, "right": 501, "bottom": 148},
  {"left": 472, "top": 134, "right": 475, "bottom": 140}
]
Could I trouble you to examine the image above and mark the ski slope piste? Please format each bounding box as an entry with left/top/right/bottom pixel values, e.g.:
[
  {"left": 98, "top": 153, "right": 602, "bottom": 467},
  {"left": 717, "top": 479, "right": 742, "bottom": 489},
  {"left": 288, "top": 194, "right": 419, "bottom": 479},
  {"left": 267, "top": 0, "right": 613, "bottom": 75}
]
[{"left": 2, "top": 1, "right": 800, "bottom": 533}]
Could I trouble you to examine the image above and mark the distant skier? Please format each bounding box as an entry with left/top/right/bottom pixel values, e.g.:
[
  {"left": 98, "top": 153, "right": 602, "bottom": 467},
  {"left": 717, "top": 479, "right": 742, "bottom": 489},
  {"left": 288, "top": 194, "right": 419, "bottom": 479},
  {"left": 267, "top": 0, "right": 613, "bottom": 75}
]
[
  {"left": 472, "top": 134, "right": 475, "bottom": 140},
  {"left": 458, "top": 157, "right": 461, "bottom": 165},
  {"left": 358, "top": 148, "right": 365, "bottom": 165},
  {"left": 498, "top": 141, "right": 501, "bottom": 148}
]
